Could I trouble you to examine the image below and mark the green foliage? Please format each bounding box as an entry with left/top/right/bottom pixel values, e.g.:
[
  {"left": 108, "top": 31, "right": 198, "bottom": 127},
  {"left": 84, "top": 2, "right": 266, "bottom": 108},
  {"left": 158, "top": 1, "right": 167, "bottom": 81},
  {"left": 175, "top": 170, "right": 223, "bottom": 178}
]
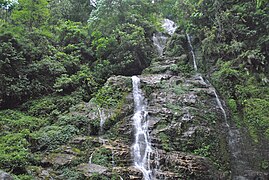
[
  {"left": 88, "top": 0, "right": 156, "bottom": 75},
  {"left": 90, "top": 173, "right": 109, "bottom": 180},
  {"left": 243, "top": 98, "right": 269, "bottom": 142},
  {"left": 193, "top": 144, "right": 211, "bottom": 157},
  {"left": 93, "top": 85, "right": 123, "bottom": 108},
  {"left": 22, "top": 95, "right": 78, "bottom": 118},
  {"left": 158, "top": 132, "right": 171, "bottom": 151},
  {"left": 91, "top": 147, "right": 112, "bottom": 167},
  {"left": 14, "top": 175, "right": 35, "bottom": 180},
  {"left": 57, "top": 114, "right": 89, "bottom": 135},
  {"left": 54, "top": 65, "right": 98, "bottom": 95},
  {"left": 0, "top": 110, "right": 46, "bottom": 135},
  {"left": 0, "top": 131, "right": 30, "bottom": 171},
  {"left": 11, "top": 0, "right": 50, "bottom": 30},
  {"left": 212, "top": 61, "right": 241, "bottom": 98},
  {"left": 56, "top": 20, "right": 88, "bottom": 46},
  {"left": 59, "top": 168, "right": 84, "bottom": 180},
  {"left": 261, "top": 160, "right": 269, "bottom": 170},
  {"left": 227, "top": 99, "right": 237, "bottom": 113},
  {"left": 30, "top": 125, "right": 78, "bottom": 150},
  {"left": 49, "top": 0, "right": 94, "bottom": 23}
]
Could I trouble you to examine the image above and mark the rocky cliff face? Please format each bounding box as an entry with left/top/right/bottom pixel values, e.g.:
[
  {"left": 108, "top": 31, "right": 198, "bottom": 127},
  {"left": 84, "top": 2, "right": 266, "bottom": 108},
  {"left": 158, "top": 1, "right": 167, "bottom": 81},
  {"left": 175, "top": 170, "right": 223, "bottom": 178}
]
[
  {"left": 26, "top": 33, "right": 237, "bottom": 179},
  {"left": 24, "top": 28, "right": 269, "bottom": 179}
]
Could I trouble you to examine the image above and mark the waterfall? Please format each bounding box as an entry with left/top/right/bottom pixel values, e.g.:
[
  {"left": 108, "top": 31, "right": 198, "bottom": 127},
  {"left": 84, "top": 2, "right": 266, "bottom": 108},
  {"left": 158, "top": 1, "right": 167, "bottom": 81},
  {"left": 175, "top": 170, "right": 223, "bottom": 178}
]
[
  {"left": 153, "top": 19, "right": 177, "bottom": 57},
  {"left": 131, "top": 76, "right": 153, "bottom": 180},
  {"left": 212, "top": 90, "right": 228, "bottom": 125},
  {"left": 98, "top": 107, "right": 106, "bottom": 135},
  {"left": 153, "top": 33, "right": 167, "bottom": 56},
  {"left": 186, "top": 34, "right": 198, "bottom": 71},
  {"left": 162, "top": 19, "right": 177, "bottom": 35},
  {"left": 89, "top": 152, "right": 93, "bottom": 164}
]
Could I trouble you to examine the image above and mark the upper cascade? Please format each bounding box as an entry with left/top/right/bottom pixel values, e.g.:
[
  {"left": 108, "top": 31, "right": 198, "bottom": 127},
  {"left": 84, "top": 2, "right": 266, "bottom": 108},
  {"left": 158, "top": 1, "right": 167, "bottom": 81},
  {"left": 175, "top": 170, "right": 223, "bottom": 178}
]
[
  {"left": 152, "top": 19, "right": 177, "bottom": 56},
  {"left": 162, "top": 19, "right": 177, "bottom": 35}
]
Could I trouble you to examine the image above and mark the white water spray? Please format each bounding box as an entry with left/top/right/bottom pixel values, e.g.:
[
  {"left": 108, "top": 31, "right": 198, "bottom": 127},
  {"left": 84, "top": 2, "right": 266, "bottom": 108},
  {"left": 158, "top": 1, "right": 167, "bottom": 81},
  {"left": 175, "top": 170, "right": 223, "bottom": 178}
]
[
  {"left": 131, "top": 76, "right": 153, "bottom": 180},
  {"left": 153, "top": 33, "right": 167, "bottom": 56}
]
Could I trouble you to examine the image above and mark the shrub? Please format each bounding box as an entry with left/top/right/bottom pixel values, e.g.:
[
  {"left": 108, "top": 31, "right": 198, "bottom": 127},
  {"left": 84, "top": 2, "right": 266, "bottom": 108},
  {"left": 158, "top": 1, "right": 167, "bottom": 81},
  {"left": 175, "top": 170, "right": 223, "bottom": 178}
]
[
  {"left": 0, "top": 110, "right": 46, "bottom": 135},
  {"left": 30, "top": 125, "right": 78, "bottom": 151},
  {"left": 22, "top": 95, "right": 78, "bottom": 118},
  {"left": 0, "top": 131, "right": 31, "bottom": 171}
]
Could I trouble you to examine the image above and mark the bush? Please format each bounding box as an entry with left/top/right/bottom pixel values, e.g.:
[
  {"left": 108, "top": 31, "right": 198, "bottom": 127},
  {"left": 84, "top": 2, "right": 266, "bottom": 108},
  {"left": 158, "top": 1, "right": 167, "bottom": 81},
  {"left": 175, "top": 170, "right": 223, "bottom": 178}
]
[
  {"left": 22, "top": 95, "right": 78, "bottom": 118},
  {"left": 57, "top": 114, "right": 90, "bottom": 135},
  {"left": 0, "top": 110, "right": 47, "bottom": 135},
  {"left": 0, "top": 131, "right": 31, "bottom": 172},
  {"left": 30, "top": 125, "right": 78, "bottom": 151}
]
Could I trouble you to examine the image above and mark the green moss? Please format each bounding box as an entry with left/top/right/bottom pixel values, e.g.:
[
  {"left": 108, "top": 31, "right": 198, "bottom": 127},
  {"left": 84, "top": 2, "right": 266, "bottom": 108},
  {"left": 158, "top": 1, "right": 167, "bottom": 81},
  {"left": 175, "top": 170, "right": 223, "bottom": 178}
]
[
  {"left": 90, "top": 173, "right": 109, "bottom": 180},
  {"left": 227, "top": 99, "right": 237, "bottom": 113},
  {"left": 91, "top": 147, "right": 112, "bottom": 167},
  {"left": 103, "top": 92, "right": 128, "bottom": 131},
  {"left": 243, "top": 98, "right": 269, "bottom": 142},
  {"left": 193, "top": 144, "right": 211, "bottom": 157},
  {"left": 158, "top": 132, "right": 171, "bottom": 151},
  {"left": 14, "top": 174, "right": 35, "bottom": 180},
  {"left": 59, "top": 168, "right": 84, "bottom": 180},
  {"left": 156, "top": 123, "right": 167, "bottom": 130},
  {"left": 261, "top": 160, "right": 269, "bottom": 170},
  {"left": 173, "top": 84, "right": 188, "bottom": 95}
]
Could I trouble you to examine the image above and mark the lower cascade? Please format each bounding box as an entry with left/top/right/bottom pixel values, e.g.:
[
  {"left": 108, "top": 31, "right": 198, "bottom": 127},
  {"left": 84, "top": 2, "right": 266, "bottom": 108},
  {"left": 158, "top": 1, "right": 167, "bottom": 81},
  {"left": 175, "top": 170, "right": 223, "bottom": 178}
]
[{"left": 131, "top": 76, "right": 153, "bottom": 180}]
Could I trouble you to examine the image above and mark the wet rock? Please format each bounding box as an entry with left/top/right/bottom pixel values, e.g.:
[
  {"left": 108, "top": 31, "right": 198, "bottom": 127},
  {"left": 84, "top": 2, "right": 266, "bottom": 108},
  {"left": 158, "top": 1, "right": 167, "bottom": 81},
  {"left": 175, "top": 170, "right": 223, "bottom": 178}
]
[
  {"left": 70, "top": 136, "right": 87, "bottom": 145},
  {"left": 26, "top": 166, "right": 56, "bottom": 180},
  {"left": 42, "top": 153, "right": 76, "bottom": 166},
  {"left": 77, "top": 163, "right": 108, "bottom": 177}
]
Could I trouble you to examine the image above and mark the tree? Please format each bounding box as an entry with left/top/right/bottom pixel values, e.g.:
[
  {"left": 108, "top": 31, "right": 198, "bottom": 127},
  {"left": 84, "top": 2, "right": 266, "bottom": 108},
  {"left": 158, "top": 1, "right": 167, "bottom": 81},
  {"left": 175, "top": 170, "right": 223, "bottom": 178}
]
[
  {"left": 0, "top": 0, "right": 16, "bottom": 21},
  {"left": 11, "top": 0, "right": 50, "bottom": 30},
  {"left": 49, "top": 0, "right": 94, "bottom": 23}
]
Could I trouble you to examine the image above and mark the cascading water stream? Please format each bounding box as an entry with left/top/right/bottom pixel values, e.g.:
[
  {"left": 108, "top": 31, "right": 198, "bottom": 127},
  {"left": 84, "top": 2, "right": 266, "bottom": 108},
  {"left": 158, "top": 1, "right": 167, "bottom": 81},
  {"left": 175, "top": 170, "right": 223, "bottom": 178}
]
[
  {"left": 186, "top": 34, "right": 198, "bottom": 72},
  {"left": 152, "top": 34, "right": 167, "bottom": 56},
  {"left": 152, "top": 19, "right": 177, "bottom": 56},
  {"left": 98, "top": 107, "right": 106, "bottom": 135},
  {"left": 131, "top": 76, "right": 153, "bottom": 180}
]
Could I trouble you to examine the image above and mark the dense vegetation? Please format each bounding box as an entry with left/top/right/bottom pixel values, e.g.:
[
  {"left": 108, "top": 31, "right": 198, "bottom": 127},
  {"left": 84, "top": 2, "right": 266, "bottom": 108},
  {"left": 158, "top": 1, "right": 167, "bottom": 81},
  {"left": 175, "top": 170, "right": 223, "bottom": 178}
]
[{"left": 0, "top": 0, "right": 268, "bottom": 179}]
